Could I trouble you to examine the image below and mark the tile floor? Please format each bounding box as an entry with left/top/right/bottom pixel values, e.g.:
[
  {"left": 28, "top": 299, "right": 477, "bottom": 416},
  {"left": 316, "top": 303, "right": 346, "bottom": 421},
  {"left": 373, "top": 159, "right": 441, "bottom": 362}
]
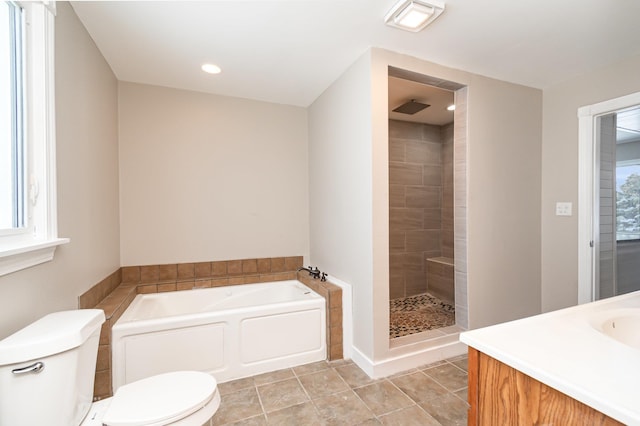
[
  {"left": 389, "top": 293, "right": 455, "bottom": 338},
  {"left": 211, "top": 354, "right": 469, "bottom": 425}
]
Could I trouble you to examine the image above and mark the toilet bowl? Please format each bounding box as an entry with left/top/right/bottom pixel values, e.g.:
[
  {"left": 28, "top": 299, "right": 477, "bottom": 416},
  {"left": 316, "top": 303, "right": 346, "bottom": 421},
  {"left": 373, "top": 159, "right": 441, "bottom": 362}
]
[
  {"left": 0, "top": 309, "right": 220, "bottom": 426},
  {"left": 82, "top": 371, "right": 221, "bottom": 426}
]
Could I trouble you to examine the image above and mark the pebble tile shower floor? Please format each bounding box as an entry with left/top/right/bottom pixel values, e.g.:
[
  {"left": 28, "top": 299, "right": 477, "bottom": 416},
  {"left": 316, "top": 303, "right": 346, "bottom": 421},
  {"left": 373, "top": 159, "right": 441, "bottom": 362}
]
[
  {"left": 389, "top": 293, "right": 455, "bottom": 338},
  {"left": 211, "top": 355, "right": 468, "bottom": 425}
]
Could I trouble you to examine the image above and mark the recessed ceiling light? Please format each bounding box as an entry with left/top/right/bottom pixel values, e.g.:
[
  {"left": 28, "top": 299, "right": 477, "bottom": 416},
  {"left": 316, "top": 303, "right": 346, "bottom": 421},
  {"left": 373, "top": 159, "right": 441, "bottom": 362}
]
[
  {"left": 447, "top": 104, "right": 455, "bottom": 111},
  {"left": 201, "top": 63, "right": 221, "bottom": 74},
  {"left": 385, "top": 0, "right": 445, "bottom": 32}
]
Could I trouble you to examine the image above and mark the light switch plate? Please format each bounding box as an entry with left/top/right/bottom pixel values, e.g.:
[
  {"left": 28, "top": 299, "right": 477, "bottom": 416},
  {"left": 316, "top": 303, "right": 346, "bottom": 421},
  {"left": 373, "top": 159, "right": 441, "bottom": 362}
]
[{"left": 556, "top": 202, "right": 572, "bottom": 216}]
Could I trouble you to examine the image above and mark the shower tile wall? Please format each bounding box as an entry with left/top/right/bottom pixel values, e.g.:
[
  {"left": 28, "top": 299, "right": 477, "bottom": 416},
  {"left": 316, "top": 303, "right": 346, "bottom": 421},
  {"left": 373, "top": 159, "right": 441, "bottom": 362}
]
[
  {"left": 441, "top": 123, "right": 454, "bottom": 259},
  {"left": 453, "top": 87, "right": 469, "bottom": 329},
  {"left": 389, "top": 120, "right": 453, "bottom": 299}
]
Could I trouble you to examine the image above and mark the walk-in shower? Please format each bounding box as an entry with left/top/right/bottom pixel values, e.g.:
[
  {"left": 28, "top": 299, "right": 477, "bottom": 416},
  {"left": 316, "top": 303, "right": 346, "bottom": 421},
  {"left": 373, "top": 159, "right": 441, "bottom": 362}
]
[{"left": 388, "top": 73, "right": 455, "bottom": 338}]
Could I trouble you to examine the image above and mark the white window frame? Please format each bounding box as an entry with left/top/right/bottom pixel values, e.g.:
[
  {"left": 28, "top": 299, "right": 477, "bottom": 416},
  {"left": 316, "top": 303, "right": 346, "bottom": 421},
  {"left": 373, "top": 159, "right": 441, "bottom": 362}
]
[{"left": 0, "top": 0, "right": 68, "bottom": 276}]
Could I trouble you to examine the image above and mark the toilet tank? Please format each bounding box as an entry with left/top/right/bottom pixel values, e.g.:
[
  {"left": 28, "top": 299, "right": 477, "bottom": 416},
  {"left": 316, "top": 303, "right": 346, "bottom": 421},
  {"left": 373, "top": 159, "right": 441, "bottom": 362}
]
[{"left": 0, "top": 309, "right": 105, "bottom": 426}]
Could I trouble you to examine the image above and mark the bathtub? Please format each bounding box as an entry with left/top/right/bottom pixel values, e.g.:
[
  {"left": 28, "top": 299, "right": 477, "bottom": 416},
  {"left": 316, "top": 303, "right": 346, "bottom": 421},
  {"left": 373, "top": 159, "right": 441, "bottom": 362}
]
[{"left": 111, "top": 280, "right": 326, "bottom": 391}]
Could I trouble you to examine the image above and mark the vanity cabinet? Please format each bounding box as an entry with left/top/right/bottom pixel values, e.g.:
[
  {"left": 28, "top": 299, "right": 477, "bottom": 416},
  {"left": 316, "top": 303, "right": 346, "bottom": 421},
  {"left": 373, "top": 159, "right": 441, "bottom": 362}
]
[{"left": 467, "top": 348, "right": 623, "bottom": 426}]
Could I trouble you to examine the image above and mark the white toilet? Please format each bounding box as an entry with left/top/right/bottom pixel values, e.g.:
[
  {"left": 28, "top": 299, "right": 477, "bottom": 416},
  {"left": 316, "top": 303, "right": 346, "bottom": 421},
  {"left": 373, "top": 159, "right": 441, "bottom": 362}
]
[{"left": 0, "top": 309, "right": 220, "bottom": 426}]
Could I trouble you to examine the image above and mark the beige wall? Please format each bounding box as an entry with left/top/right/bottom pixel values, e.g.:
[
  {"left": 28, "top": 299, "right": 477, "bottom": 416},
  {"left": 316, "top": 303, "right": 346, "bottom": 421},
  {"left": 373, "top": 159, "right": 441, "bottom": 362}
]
[
  {"left": 373, "top": 50, "right": 542, "bottom": 352},
  {"left": 310, "top": 47, "right": 542, "bottom": 367},
  {"left": 541, "top": 53, "right": 640, "bottom": 312},
  {"left": 308, "top": 51, "right": 375, "bottom": 357},
  {"left": 0, "top": 3, "right": 120, "bottom": 338},
  {"left": 464, "top": 74, "right": 543, "bottom": 327},
  {"left": 118, "top": 82, "right": 309, "bottom": 266}
]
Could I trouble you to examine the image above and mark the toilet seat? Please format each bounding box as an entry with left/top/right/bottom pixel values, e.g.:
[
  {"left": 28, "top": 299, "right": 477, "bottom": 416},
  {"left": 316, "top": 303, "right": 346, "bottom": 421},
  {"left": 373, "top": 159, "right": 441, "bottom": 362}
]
[{"left": 102, "top": 371, "right": 219, "bottom": 426}]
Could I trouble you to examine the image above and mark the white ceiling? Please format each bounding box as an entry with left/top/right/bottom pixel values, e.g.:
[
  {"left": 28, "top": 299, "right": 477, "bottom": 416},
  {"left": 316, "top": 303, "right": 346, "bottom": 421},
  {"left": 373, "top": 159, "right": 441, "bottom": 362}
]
[{"left": 70, "top": 0, "right": 640, "bottom": 107}]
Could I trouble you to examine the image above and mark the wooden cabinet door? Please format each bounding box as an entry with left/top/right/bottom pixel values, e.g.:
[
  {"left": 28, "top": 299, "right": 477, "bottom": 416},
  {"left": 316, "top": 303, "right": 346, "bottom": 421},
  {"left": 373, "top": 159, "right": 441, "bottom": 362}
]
[{"left": 467, "top": 347, "right": 622, "bottom": 426}]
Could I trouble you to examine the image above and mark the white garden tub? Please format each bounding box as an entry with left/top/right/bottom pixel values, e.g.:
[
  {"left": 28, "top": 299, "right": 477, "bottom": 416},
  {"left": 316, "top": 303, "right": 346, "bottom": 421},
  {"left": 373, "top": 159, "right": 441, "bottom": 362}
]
[{"left": 111, "top": 280, "right": 326, "bottom": 391}]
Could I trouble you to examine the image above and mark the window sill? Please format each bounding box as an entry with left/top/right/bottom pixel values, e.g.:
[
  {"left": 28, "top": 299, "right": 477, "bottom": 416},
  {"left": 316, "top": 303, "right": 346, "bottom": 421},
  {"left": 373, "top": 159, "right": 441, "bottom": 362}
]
[{"left": 0, "top": 238, "right": 70, "bottom": 277}]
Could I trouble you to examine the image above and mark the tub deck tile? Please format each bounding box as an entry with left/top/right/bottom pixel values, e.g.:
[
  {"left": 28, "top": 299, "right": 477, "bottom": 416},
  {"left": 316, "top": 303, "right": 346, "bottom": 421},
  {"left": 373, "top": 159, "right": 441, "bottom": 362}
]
[
  {"left": 140, "top": 265, "right": 159, "bottom": 283},
  {"left": 212, "top": 261, "right": 228, "bottom": 276},
  {"left": 195, "top": 261, "right": 212, "bottom": 278},
  {"left": 158, "top": 264, "right": 177, "bottom": 281},
  {"left": 227, "top": 260, "right": 242, "bottom": 275},
  {"left": 157, "top": 282, "right": 177, "bottom": 292},
  {"left": 177, "top": 262, "right": 195, "bottom": 279},
  {"left": 257, "top": 258, "right": 271, "bottom": 273}
]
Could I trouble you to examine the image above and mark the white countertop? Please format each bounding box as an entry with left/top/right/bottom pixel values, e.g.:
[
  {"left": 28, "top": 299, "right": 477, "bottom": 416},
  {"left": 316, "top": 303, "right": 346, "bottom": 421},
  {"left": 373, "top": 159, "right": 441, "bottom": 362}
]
[{"left": 460, "top": 291, "right": 640, "bottom": 425}]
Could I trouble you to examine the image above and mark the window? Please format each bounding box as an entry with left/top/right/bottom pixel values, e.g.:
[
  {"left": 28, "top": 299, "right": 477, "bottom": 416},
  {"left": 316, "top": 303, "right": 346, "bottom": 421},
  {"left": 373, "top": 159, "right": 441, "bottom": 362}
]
[
  {"left": 616, "top": 161, "right": 640, "bottom": 241},
  {"left": 0, "top": 1, "right": 67, "bottom": 276},
  {"left": 1, "top": 1, "right": 24, "bottom": 231}
]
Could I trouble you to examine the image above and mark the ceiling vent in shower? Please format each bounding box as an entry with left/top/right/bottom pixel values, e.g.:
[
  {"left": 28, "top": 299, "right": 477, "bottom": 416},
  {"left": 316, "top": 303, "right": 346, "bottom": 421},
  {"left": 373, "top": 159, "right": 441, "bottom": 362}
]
[{"left": 392, "top": 99, "right": 430, "bottom": 115}]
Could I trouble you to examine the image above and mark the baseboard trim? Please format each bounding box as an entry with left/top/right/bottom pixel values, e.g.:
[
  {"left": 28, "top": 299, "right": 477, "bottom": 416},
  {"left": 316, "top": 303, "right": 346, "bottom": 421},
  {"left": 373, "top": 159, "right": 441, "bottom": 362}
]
[{"left": 351, "top": 337, "right": 467, "bottom": 379}]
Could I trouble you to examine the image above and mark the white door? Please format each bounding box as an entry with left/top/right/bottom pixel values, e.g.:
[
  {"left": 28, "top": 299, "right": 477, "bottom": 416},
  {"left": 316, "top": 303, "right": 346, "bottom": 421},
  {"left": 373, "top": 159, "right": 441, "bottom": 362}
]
[{"left": 578, "top": 92, "right": 640, "bottom": 303}]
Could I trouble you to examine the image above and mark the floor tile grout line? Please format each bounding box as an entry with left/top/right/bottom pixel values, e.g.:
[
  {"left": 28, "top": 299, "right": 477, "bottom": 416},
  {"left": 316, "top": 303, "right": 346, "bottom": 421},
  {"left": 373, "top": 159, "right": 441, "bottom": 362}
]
[
  {"left": 291, "top": 369, "right": 324, "bottom": 420},
  {"left": 451, "top": 390, "right": 470, "bottom": 405},
  {"left": 445, "top": 358, "right": 468, "bottom": 372},
  {"left": 253, "top": 381, "right": 268, "bottom": 423},
  {"left": 337, "top": 374, "right": 382, "bottom": 422},
  {"left": 381, "top": 377, "right": 445, "bottom": 423},
  {"left": 260, "top": 372, "right": 318, "bottom": 420},
  {"left": 214, "top": 356, "right": 468, "bottom": 425},
  {"left": 374, "top": 401, "right": 422, "bottom": 421},
  {"left": 421, "top": 368, "right": 467, "bottom": 398},
  {"left": 254, "top": 367, "right": 296, "bottom": 387},
  {"left": 388, "top": 368, "right": 468, "bottom": 421},
  {"left": 309, "top": 386, "right": 376, "bottom": 424}
]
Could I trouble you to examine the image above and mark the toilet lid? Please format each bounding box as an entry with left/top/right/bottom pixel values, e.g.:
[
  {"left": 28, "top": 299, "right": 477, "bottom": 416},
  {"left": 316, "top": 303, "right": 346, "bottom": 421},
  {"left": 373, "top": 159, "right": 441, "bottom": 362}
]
[{"left": 103, "top": 371, "right": 217, "bottom": 426}]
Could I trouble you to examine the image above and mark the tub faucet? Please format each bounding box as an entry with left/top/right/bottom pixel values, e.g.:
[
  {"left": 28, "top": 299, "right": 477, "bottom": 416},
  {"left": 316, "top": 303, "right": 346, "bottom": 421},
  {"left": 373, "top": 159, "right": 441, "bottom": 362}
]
[{"left": 297, "top": 266, "right": 321, "bottom": 279}]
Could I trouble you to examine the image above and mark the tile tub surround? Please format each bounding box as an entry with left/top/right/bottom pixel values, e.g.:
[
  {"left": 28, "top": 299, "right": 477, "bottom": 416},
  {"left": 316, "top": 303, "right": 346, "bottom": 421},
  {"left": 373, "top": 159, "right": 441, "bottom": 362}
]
[
  {"left": 426, "top": 257, "right": 454, "bottom": 305},
  {"left": 295, "top": 272, "right": 343, "bottom": 361},
  {"left": 78, "top": 256, "right": 346, "bottom": 400},
  {"left": 78, "top": 268, "right": 123, "bottom": 310},
  {"left": 389, "top": 120, "right": 454, "bottom": 300},
  {"left": 211, "top": 355, "right": 469, "bottom": 425}
]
